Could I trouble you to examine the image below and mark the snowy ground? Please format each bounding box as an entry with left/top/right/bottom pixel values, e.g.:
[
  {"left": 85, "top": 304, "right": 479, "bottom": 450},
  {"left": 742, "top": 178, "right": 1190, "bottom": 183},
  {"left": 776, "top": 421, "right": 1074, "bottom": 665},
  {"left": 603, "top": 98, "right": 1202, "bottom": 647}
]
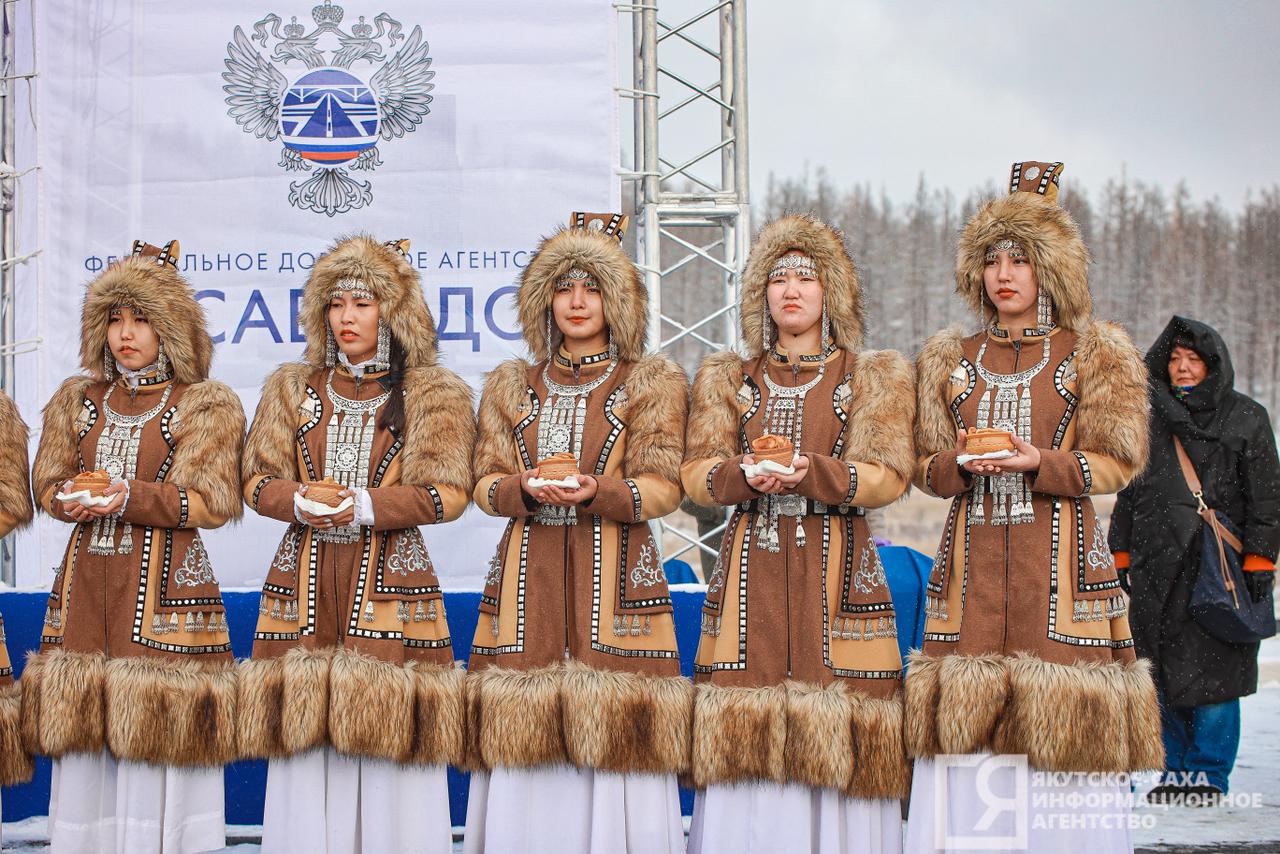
[{"left": 5, "top": 640, "right": 1277, "bottom": 853}]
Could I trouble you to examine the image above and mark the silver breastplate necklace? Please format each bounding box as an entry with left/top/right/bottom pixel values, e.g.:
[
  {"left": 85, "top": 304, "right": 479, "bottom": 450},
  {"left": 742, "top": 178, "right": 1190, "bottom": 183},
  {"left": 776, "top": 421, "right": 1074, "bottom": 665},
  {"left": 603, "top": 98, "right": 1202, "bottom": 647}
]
[
  {"left": 969, "top": 335, "right": 1051, "bottom": 525},
  {"left": 319, "top": 369, "right": 391, "bottom": 543},
  {"left": 755, "top": 355, "right": 825, "bottom": 552},
  {"left": 89, "top": 382, "right": 174, "bottom": 555},
  {"left": 535, "top": 358, "right": 617, "bottom": 526}
]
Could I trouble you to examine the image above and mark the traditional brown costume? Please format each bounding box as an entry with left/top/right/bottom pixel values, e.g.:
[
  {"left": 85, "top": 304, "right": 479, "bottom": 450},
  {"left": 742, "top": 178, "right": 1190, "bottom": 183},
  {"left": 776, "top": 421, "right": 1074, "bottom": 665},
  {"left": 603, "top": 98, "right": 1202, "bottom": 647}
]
[
  {"left": 0, "top": 391, "right": 35, "bottom": 788},
  {"left": 681, "top": 215, "right": 913, "bottom": 853},
  {"left": 903, "top": 163, "right": 1163, "bottom": 851},
  {"left": 239, "top": 236, "right": 472, "bottom": 852},
  {"left": 464, "top": 214, "right": 690, "bottom": 853},
  {"left": 23, "top": 240, "right": 245, "bottom": 852}
]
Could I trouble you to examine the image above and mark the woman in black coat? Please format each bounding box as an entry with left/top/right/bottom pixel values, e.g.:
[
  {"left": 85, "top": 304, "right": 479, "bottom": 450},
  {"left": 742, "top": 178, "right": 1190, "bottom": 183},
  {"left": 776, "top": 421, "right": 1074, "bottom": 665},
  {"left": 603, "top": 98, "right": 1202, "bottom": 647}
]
[{"left": 1110, "top": 315, "right": 1279, "bottom": 798}]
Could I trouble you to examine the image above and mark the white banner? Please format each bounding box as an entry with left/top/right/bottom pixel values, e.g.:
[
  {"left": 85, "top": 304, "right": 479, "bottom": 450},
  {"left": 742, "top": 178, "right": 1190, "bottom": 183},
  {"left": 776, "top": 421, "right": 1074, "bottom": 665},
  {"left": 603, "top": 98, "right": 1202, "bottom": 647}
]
[{"left": 13, "top": 0, "right": 619, "bottom": 590}]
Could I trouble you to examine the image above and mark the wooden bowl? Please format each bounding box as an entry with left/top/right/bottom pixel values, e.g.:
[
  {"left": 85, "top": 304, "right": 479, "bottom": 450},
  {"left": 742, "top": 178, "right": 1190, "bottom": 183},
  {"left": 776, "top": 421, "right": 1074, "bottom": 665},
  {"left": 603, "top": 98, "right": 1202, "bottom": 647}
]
[
  {"left": 751, "top": 434, "right": 795, "bottom": 467},
  {"left": 536, "top": 453, "right": 580, "bottom": 481},
  {"left": 71, "top": 470, "right": 112, "bottom": 497},
  {"left": 304, "top": 478, "right": 348, "bottom": 507},
  {"left": 965, "top": 428, "right": 1016, "bottom": 456}
]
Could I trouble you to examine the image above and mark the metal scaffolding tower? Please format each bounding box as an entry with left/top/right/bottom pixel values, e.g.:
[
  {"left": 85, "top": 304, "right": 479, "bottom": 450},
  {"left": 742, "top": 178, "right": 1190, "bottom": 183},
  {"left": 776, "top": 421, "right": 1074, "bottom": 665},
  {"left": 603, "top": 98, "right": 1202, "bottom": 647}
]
[{"left": 619, "top": 0, "right": 750, "bottom": 573}]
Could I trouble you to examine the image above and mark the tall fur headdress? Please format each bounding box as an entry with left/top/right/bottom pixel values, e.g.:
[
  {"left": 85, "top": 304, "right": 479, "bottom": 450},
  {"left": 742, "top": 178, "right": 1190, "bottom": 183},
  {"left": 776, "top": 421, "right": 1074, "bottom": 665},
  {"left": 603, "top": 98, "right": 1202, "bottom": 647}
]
[
  {"left": 955, "top": 161, "right": 1092, "bottom": 331},
  {"left": 80, "top": 240, "right": 213, "bottom": 384},
  {"left": 298, "top": 235, "right": 438, "bottom": 369},
  {"left": 516, "top": 213, "right": 648, "bottom": 362},
  {"left": 740, "top": 214, "right": 864, "bottom": 357}
]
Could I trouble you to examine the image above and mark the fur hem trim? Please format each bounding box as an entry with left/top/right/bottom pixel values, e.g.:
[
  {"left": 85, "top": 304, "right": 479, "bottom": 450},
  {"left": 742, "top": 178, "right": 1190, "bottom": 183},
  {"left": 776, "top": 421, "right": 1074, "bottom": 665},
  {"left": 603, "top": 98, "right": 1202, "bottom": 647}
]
[
  {"left": 741, "top": 215, "right": 863, "bottom": 357},
  {"left": 914, "top": 328, "right": 966, "bottom": 458},
  {"left": 956, "top": 193, "right": 1092, "bottom": 331},
  {"left": 843, "top": 350, "right": 916, "bottom": 483},
  {"left": 473, "top": 359, "right": 532, "bottom": 480},
  {"left": 692, "top": 680, "right": 909, "bottom": 795},
  {"left": 104, "top": 656, "right": 238, "bottom": 766},
  {"left": 0, "top": 683, "right": 34, "bottom": 785},
  {"left": 20, "top": 649, "right": 105, "bottom": 757},
  {"left": 467, "top": 663, "right": 566, "bottom": 769},
  {"left": 620, "top": 354, "right": 688, "bottom": 483},
  {"left": 685, "top": 352, "right": 744, "bottom": 462},
  {"left": 1073, "top": 321, "right": 1150, "bottom": 473},
  {"left": 518, "top": 228, "right": 648, "bottom": 362},
  {"left": 299, "top": 235, "right": 438, "bottom": 369},
  {"left": 561, "top": 661, "right": 693, "bottom": 775},
  {"left": 905, "top": 651, "right": 1164, "bottom": 772},
  {"left": 329, "top": 649, "right": 465, "bottom": 765},
  {"left": 237, "top": 646, "right": 332, "bottom": 758},
  {"left": 80, "top": 255, "right": 214, "bottom": 383}
]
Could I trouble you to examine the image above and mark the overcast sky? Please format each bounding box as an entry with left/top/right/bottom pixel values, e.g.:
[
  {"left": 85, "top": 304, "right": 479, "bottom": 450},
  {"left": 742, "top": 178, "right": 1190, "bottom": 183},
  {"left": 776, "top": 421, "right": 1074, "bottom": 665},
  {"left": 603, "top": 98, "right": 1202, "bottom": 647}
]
[{"left": 733, "top": 0, "right": 1280, "bottom": 209}]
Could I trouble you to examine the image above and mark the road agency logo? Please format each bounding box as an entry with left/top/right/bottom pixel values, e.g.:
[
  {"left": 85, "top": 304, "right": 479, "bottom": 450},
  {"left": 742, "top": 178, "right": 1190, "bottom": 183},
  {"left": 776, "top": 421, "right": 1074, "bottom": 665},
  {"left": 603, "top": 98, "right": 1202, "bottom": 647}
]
[{"left": 223, "top": 1, "right": 433, "bottom": 216}]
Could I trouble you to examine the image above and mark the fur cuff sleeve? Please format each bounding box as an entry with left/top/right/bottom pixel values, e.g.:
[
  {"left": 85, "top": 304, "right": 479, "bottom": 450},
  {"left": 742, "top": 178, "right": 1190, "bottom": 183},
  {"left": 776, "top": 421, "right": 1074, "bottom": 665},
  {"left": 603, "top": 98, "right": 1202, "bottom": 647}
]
[
  {"left": 168, "top": 380, "right": 246, "bottom": 523},
  {"left": 840, "top": 350, "right": 915, "bottom": 484},
  {"left": 620, "top": 354, "right": 688, "bottom": 482},
  {"left": 0, "top": 392, "right": 32, "bottom": 529},
  {"left": 914, "top": 329, "right": 965, "bottom": 460},
  {"left": 33, "top": 376, "right": 94, "bottom": 511},
  {"left": 474, "top": 360, "right": 531, "bottom": 481},
  {"left": 400, "top": 366, "right": 475, "bottom": 492},
  {"left": 1073, "top": 321, "right": 1150, "bottom": 474},
  {"left": 242, "top": 363, "right": 310, "bottom": 485},
  {"left": 685, "top": 352, "right": 744, "bottom": 462}
]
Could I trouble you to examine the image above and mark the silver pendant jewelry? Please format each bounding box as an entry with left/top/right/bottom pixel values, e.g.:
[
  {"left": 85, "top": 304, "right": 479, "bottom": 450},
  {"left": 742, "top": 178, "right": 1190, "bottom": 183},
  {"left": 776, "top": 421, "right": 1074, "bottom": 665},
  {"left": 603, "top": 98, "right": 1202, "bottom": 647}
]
[
  {"left": 155, "top": 341, "right": 169, "bottom": 377},
  {"left": 318, "top": 369, "right": 390, "bottom": 543},
  {"left": 88, "top": 382, "right": 174, "bottom": 555},
  {"left": 103, "top": 344, "right": 116, "bottom": 381},
  {"left": 1036, "top": 289, "right": 1055, "bottom": 331},
  {"left": 969, "top": 336, "right": 1051, "bottom": 526},
  {"left": 546, "top": 310, "right": 556, "bottom": 361},
  {"left": 324, "top": 329, "right": 338, "bottom": 367},
  {"left": 754, "top": 353, "right": 826, "bottom": 552},
  {"left": 534, "top": 356, "right": 617, "bottom": 526},
  {"left": 374, "top": 319, "right": 391, "bottom": 370}
]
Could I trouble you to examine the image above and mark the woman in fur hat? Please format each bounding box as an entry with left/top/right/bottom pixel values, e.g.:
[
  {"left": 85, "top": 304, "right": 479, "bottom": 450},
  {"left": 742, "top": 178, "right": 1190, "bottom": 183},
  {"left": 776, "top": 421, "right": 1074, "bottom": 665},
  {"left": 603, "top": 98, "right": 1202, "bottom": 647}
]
[
  {"left": 464, "top": 213, "right": 690, "bottom": 854},
  {"left": 238, "top": 236, "right": 472, "bottom": 853},
  {"left": 23, "top": 240, "right": 245, "bottom": 853},
  {"left": 681, "top": 214, "right": 914, "bottom": 854},
  {"left": 0, "top": 391, "right": 36, "bottom": 809},
  {"left": 905, "top": 162, "right": 1162, "bottom": 850}
]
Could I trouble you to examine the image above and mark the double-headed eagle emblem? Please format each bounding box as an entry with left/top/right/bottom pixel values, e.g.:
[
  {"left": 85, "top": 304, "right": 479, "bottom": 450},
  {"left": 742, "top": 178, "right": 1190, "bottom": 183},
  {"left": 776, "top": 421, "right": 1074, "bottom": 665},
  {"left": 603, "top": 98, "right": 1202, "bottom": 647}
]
[{"left": 223, "top": 1, "right": 434, "bottom": 216}]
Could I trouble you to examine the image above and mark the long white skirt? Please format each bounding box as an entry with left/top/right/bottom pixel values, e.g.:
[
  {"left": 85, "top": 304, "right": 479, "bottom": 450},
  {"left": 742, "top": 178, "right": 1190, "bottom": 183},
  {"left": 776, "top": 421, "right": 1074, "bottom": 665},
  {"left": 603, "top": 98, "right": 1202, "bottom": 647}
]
[
  {"left": 904, "top": 756, "right": 1134, "bottom": 854},
  {"left": 463, "top": 764, "right": 684, "bottom": 854},
  {"left": 48, "top": 750, "right": 225, "bottom": 854},
  {"left": 261, "top": 747, "right": 451, "bottom": 854},
  {"left": 687, "top": 781, "right": 901, "bottom": 854}
]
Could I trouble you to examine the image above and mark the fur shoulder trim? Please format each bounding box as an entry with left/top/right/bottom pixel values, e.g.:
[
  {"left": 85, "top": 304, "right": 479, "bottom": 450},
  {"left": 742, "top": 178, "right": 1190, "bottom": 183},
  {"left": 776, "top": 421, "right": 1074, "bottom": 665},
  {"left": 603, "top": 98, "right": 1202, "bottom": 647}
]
[
  {"left": 686, "top": 351, "right": 746, "bottom": 461},
  {"left": 915, "top": 327, "right": 967, "bottom": 458},
  {"left": 0, "top": 391, "right": 32, "bottom": 528},
  {"left": 33, "top": 376, "right": 95, "bottom": 508},
  {"left": 242, "top": 363, "right": 312, "bottom": 482},
  {"left": 169, "top": 380, "right": 246, "bottom": 521},
  {"left": 1073, "top": 321, "right": 1150, "bottom": 472},
  {"left": 400, "top": 365, "right": 475, "bottom": 490},
  {"left": 621, "top": 353, "right": 688, "bottom": 481},
  {"left": 956, "top": 193, "right": 1091, "bottom": 330},
  {"left": 517, "top": 228, "right": 648, "bottom": 362},
  {"left": 299, "top": 235, "right": 437, "bottom": 369},
  {"left": 741, "top": 215, "right": 863, "bottom": 357},
  {"left": 474, "top": 358, "right": 534, "bottom": 479},
  {"left": 843, "top": 350, "right": 915, "bottom": 483},
  {"left": 80, "top": 257, "right": 212, "bottom": 383}
]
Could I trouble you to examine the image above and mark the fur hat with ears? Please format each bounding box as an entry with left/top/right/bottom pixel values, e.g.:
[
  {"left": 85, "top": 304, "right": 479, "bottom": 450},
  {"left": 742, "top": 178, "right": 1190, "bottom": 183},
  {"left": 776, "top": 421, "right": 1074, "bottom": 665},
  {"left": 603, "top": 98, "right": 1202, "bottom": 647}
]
[
  {"left": 955, "top": 162, "right": 1092, "bottom": 331},
  {"left": 517, "top": 216, "right": 649, "bottom": 362},
  {"left": 298, "top": 235, "right": 438, "bottom": 369},
  {"left": 739, "top": 214, "right": 864, "bottom": 358},
  {"left": 80, "top": 240, "right": 214, "bottom": 384}
]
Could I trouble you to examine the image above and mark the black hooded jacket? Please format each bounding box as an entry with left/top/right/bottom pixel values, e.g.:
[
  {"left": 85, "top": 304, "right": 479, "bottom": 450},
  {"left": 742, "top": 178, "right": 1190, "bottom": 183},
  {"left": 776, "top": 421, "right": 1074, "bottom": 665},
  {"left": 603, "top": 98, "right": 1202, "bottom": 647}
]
[{"left": 1109, "top": 316, "right": 1280, "bottom": 706}]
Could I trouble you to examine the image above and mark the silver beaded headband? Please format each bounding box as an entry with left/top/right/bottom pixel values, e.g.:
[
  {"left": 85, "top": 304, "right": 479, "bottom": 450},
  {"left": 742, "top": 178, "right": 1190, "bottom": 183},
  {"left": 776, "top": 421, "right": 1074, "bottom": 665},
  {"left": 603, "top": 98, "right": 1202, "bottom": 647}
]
[
  {"left": 768, "top": 253, "right": 818, "bottom": 281},
  {"left": 330, "top": 277, "right": 376, "bottom": 301},
  {"left": 556, "top": 267, "right": 596, "bottom": 288},
  {"left": 984, "top": 239, "right": 1027, "bottom": 263}
]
